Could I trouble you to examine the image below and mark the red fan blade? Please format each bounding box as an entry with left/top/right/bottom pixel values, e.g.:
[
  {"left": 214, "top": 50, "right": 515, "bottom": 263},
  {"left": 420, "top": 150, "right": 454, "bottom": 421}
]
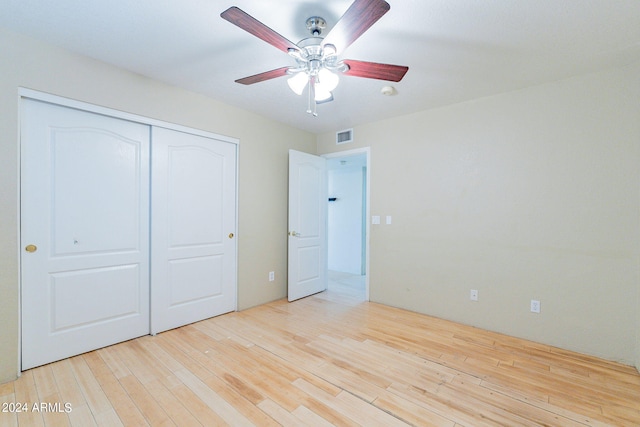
[
  {"left": 321, "top": 0, "right": 390, "bottom": 53},
  {"left": 235, "top": 67, "right": 291, "bottom": 85},
  {"left": 343, "top": 60, "right": 408, "bottom": 82},
  {"left": 221, "top": 7, "right": 300, "bottom": 53}
]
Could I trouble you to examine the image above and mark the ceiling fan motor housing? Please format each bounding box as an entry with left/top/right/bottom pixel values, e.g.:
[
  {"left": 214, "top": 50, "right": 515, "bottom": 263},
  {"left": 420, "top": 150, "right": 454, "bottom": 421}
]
[{"left": 289, "top": 37, "right": 348, "bottom": 76}]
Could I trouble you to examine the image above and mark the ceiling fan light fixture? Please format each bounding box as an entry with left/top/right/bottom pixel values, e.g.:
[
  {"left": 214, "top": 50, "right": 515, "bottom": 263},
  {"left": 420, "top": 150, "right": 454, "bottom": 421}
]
[
  {"left": 222, "top": 0, "right": 408, "bottom": 116},
  {"left": 314, "top": 83, "right": 333, "bottom": 102},
  {"left": 316, "top": 92, "right": 334, "bottom": 104},
  {"left": 318, "top": 68, "right": 339, "bottom": 92},
  {"left": 287, "top": 71, "right": 308, "bottom": 95}
]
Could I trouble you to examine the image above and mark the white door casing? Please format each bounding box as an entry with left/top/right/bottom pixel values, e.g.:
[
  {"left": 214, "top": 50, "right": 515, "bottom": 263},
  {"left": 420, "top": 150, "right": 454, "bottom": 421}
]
[
  {"left": 21, "top": 99, "right": 150, "bottom": 370},
  {"left": 150, "top": 127, "right": 237, "bottom": 334},
  {"left": 288, "top": 150, "right": 328, "bottom": 301}
]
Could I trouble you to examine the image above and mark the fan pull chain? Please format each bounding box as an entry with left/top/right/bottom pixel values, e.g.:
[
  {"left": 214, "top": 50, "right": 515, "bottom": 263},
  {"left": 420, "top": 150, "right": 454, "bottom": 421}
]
[
  {"left": 308, "top": 77, "right": 318, "bottom": 117},
  {"left": 306, "top": 78, "right": 312, "bottom": 115}
]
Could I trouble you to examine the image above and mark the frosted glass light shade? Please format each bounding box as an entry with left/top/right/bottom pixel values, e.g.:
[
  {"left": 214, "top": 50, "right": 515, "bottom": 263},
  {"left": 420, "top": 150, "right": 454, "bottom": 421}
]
[
  {"left": 318, "top": 68, "right": 339, "bottom": 91},
  {"left": 314, "top": 84, "right": 332, "bottom": 102},
  {"left": 287, "top": 72, "right": 308, "bottom": 95}
]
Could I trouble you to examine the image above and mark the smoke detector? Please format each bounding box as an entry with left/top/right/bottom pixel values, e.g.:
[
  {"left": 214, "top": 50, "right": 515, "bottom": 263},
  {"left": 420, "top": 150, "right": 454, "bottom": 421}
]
[{"left": 381, "top": 86, "right": 396, "bottom": 96}]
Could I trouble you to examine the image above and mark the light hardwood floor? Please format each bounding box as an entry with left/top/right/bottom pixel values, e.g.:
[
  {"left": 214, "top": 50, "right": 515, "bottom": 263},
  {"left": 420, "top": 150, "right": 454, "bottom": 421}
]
[{"left": 1, "top": 277, "right": 639, "bottom": 426}]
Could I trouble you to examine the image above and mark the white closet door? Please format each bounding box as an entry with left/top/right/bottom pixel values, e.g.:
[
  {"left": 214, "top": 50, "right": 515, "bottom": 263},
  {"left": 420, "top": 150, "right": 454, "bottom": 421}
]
[
  {"left": 151, "top": 127, "right": 237, "bottom": 334},
  {"left": 21, "top": 99, "right": 150, "bottom": 370}
]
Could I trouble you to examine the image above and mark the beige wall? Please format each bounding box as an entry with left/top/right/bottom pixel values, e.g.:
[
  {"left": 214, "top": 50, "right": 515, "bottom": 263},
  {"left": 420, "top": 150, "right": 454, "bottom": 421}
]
[
  {"left": 318, "top": 62, "right": 640, "bottom": 366},
  {"left": 0, "top": 27, "right": 315, "bottom": 383}
]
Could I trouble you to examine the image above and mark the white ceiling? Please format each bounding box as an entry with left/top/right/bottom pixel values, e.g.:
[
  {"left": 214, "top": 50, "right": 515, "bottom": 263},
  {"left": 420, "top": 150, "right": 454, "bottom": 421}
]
[{"left": 1, "top": 0, "right": 639, "bottom": 134}]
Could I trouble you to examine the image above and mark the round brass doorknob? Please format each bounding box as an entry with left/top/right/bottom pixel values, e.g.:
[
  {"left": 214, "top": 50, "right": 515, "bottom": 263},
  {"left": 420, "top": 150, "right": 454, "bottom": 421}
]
[
  {"left": 228, "top": 233, "right": 234, "bottom": 238},
  {"left": 25, "top": 244, "right": 37, "bottom": 253}
]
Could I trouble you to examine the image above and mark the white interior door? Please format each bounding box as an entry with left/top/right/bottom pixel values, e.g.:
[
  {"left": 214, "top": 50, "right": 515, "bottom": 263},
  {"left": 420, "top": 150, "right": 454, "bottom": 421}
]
[
  {"left": 21, "top": 99, "right": 150, "bottom": 370},
  {"left": 151, "top": 127, "right": 237, "bottom": 334},
  {"left": 288, "top": 150, "right": 327, "bottom": 301}
]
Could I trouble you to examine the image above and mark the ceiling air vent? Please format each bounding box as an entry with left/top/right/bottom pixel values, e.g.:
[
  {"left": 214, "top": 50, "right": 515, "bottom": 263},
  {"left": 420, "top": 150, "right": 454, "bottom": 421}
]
[{"left": 336, "top": 128, "right": 353, "bottom": 145}]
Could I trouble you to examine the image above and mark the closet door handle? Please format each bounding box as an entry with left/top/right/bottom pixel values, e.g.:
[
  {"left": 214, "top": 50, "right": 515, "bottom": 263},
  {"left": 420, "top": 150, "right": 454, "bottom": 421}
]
[
  {"left": 228, "top": 233, "right": 234, "bottom": 239},
  {"left": 25, "top": 244, "right": 38, "bottom": 253}
]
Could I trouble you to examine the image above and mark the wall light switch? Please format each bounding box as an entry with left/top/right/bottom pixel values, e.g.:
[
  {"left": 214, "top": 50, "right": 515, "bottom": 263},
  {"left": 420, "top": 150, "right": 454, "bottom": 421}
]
[
  {"left": 386, "top": 215, "right": 392, "bottom": 225},
  {"left": 470, "top": 289, "right": 478, "bottom": 301},
  {"left": 372, "top": 215, "right": 380, "bottom": 225}
]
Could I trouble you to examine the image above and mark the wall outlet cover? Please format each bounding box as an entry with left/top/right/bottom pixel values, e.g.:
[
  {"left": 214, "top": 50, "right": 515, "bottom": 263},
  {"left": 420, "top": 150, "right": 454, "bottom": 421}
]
[{"left": 530, "top": 299, "right": 540, "bottom": 313}]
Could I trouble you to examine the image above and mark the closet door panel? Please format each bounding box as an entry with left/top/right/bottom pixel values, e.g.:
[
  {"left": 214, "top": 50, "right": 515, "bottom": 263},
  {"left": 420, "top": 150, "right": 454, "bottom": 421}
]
[
  {"left": 21, "top": 99, "right": 150, "bottom": 370},
  {"left": 151, "top": 127, "right": 237, "bottom": 334}
]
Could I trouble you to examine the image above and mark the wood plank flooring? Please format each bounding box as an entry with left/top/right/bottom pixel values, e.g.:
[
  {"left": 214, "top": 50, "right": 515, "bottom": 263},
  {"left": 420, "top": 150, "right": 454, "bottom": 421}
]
[{"left": 2, "top": 278, "right": 639, "bottom": 426}]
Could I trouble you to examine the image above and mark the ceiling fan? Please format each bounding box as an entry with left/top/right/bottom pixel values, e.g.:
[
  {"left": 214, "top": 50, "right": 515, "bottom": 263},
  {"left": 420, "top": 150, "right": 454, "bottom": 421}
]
[{"left": 220, "top": 0, "right": 409, "bottom": 116}]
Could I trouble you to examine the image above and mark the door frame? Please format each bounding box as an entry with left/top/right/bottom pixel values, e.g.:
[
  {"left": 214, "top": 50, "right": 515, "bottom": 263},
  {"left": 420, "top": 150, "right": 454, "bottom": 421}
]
[
  {"left": 17, "top": 88, "right": 239, "bottom": 371},
  {"left": 322, "top": 147, "right": 370, "bottom": 301}
]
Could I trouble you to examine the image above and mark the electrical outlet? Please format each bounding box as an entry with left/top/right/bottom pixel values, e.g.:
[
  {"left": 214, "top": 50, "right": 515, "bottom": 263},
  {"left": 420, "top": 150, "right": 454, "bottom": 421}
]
[
  {"left": 530, "top": 299, "right": 540, "bottom": 313},
  {"left": 470, "top": 289, "right": 478, "bottom": 301},
  {"left": 268, "top": 271, "right": 275, "bottom": 282}
]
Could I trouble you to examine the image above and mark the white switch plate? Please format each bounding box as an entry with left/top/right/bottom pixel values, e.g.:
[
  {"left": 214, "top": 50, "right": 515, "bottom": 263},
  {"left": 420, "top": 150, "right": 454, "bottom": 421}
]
[
  {"left": 269, "top": 271, "right": 275, "bottom": 282},
  {"left": 386, "top": 215, "right": 392, "bottom": 225},
  {"left": 470, "top": 289, "right": 478, "bottom": 301},
  {"left": 372, "top": 215, "right": 380, "bottom": 225}
]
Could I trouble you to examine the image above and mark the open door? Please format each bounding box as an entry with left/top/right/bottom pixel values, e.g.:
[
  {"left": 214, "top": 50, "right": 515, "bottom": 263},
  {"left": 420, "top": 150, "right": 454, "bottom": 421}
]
[{"left": 288, "top": 150, "right": 327, "bottom": 301}]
